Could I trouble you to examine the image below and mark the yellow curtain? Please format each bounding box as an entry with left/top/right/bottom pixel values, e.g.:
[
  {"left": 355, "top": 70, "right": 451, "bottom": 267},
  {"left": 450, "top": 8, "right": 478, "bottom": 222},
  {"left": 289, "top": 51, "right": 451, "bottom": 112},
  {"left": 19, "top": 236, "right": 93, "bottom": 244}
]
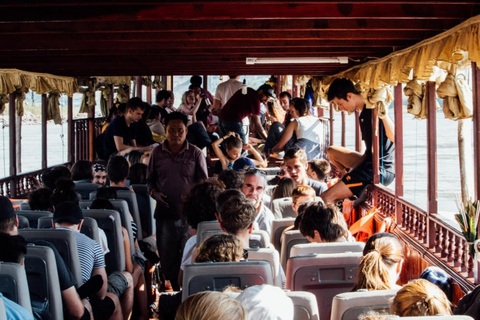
[
  {"left": 47, "top": 91, "right": 62, "bottom": 124},
  {"left": 100, "top": 86, "right": 111, "bottom": 117},
  {"left": 0, "top": 94, "right": 8, "bottom": 114},
  {"left": 363, "top": 87, "right": 393, "bottom": 119},
  {"left": 115, "top": 86, "right": 129, "bottom": 104},
  {"left": 437, "top": 73, "right": 473, "bottom": 120},
  {"left": 79, "top": 84, "right": 96, "bottom": 114},
  {"left": 151, "top": 76, "right": 164, "bottom": 90},
  {"left": 15, "top": 87, "right": 27, "bottom": 117},
  {"left": 404, "top": 79, "right": 427, "bottom": 119}
]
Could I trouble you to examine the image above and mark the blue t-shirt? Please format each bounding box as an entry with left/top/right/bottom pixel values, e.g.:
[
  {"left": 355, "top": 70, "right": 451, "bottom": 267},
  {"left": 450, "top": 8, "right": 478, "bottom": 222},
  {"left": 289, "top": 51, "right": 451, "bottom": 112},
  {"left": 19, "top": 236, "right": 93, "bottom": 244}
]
[
  {"left": 213, "top": 157, "right": 255, "bottom": 174},
  {"left": 0, "top": 292, "right": 34, "bottom": 320}
]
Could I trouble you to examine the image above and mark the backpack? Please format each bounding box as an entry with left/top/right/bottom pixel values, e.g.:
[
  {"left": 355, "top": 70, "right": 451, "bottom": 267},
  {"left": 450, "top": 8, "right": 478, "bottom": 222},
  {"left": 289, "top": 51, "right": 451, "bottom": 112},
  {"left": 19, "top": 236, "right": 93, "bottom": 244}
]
[{"left": 454, "top": 285, "right": 480, "bottom": 319}]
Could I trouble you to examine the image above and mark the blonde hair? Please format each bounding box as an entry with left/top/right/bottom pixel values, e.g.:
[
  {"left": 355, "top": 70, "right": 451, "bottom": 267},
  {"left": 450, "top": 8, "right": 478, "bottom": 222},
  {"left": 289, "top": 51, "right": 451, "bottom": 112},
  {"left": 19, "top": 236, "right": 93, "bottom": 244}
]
[
  {"left": 291, "top": 185, "right": 316, "bottom": 204},
  {"left": 195, "top": 234, "right": 244, "bottom": 263},
  {"left": 352, "top": 235, "right": 403, "bottom": 291},
  {"left": 391, "top": 279, "right": 452, "bottom": 316},
  {"left": 176, "top": 291, "right": 246, "bottom": 320}
]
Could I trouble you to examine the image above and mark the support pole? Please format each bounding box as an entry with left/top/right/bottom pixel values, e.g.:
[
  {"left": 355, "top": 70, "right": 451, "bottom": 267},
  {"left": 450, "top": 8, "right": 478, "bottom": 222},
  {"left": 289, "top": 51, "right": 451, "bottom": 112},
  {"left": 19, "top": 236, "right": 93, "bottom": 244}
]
[
  {"left": 372, "top": 107, "right": 380, "bottom": 185},
  {"left": 68, "top": 96, "right": 73, "bottom": 164},
  {"left": 355, "top": 110, "right": 361, "bottom": 152},
  {"left": 473, "top": 62, "right": 480, "bottom": 201},
  {"left": 426, "top": 81, "right": 438, "bottom": 248},
  {"left": 329, "top": 103, "right": 334, "bottom": 146},
  {"left": 341, "top": 111, "right": 346, "bottom": 147},
  {"left": 41, "top": 94, "right": 47, "bottom": 169},
  {"left": 15, "top": 109, "right": 21, "bottom": 173},
  {"left": 136, "top": 76, "right": 142, "bottom": 99},
  {"left": 394, "top": 83, "right": 404, "bottom": 227},
  {"left": 8, "top": 93, "right": 16, "bottom": 198},
  {"left": 88, "top": 103, "right": 95, "bottom": 162}
]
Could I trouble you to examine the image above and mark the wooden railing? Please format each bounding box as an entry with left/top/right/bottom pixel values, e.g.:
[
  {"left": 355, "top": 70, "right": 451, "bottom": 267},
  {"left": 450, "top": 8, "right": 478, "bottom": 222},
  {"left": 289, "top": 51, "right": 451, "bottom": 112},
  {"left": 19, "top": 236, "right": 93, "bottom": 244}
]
[
  {"left": 370, "top": 185, "right": 476, "bottom": 293},
  {"left": 72, "top": 117, "right": 104, "bottom": 163}
]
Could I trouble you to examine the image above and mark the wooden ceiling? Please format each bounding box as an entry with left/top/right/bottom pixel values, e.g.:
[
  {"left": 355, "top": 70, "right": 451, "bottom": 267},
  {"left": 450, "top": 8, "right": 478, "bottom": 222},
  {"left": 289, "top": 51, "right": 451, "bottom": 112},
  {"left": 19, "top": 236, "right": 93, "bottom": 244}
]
[{"left": 1, "top": 1, "right": 479, "bottom": 77}]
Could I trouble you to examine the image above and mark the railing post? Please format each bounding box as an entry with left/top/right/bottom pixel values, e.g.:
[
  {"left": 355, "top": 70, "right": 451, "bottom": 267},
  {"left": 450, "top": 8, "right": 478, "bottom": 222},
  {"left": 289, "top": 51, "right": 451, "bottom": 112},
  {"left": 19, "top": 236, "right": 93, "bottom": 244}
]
[
  {"left": 68, "top": 96, "right": 74, "bottom": 164},
  {"left": 88, "top": 104, "right": 95, "bottom": 162},
  {"left": 136, "top": 76, "right": 142, "bottom": 99},
  {"left": 394, "top": 83, "right": 404, "bottom": 225},
  {"left": 426, "top": 81, "right": 438, "bottom": 248},
  {"left": 41, "top": 94, "right": 47, "bottom": 169},
  {"left": 372, "top": 107, "right": 380, "bottom": 185},
  {"left": 329, "top": 103, "right": 334, "bottom": 146},
  {"left": 341, "top": 111, "right": 346, "bottom": 147},
  {"left": 8, "top": 93, "right": 16, "bottom": 198},
  {"left": 355, "top": 110, "right": 361, "bottom": 152}
]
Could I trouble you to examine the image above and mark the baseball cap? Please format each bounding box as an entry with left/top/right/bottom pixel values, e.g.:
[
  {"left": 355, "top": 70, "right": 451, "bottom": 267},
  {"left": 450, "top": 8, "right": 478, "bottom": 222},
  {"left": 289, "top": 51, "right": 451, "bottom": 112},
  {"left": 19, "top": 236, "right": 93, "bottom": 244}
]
[
  {"left": 0, "top": 196, "right": 15, "bottom": 220},
  {"left": 420, "top": 266, "right": 453, "bottom": 300},
  {"left": 53, "top": 201, "right": 83, "bottom": 224}
]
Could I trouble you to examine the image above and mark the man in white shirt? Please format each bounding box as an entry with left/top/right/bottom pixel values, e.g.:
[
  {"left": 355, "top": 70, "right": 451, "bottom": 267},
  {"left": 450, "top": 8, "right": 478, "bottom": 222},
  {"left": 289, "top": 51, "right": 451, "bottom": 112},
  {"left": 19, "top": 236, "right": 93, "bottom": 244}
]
[{"left": 213, "top": 75, "right": 243, "bottom": 110}]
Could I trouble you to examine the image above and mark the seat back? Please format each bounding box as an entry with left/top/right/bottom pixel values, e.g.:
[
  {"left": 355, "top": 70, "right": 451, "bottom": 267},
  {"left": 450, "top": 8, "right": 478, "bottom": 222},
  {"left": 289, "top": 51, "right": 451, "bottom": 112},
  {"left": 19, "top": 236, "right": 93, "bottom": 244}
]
[
  {"left": 20, "top": 202, "right": 31, "bottom": 210},
  {"left": 25, "top": 244, "right": 63, "bottom": 320},
  {"left": 37, "top": 217, "right": 101, "bottom": 247},
  {"left": 286, "top": 252, "right": 362, "bottom": 320},
  {"left": 82, "top": 209, "right": 126, "bottom": 274},
  {"left": 131, "top": 184, "right": 156, "bottom": 236},
  {"left": 271, "top": 197, "right": 296, "bottom": 219},
  {"left": 271, "top": 218, "right": 295, "bottom": 252},
  {"left": 196, "top": 220, "right": 223, "bottom": 247},
  {"left": 75, "top": 182, "right": 100, "bottom": 200},
  {"left": 330, "top": 289, "right": 399, "bottom": 320},
  {"left": 17, "top": 215, "right": 30, "bottom": 229},
  {"left": 182, "top": 260, "right": 274, "bottom": 301},
  {"left": 280, "top": 230, "right": 308, "bottom": 270},
  {"left": 290, "top": 242, "right": 365, "bottom": 257},
  {"left": 0, "top": 262, "right": 32, "bottom": 314},
  {"left": 248, "top": 248, "right": 282, "bottom": 287},
  {"left": 250, "top": 230, "right": 270, "bottom": 249},
  {"left": 79, "top": 200, "right": 134, "bottom": 255},
  {"left": 15, "top": 210, "right": 53, "bottom": 228},
  {"left": 19, "top": 229, "right": 83, "bottom": 287},
  {"left": 90, "top": 190, "right": 143, "bottom": 240},
  {"left": 286, "top": 291, "right": 319, "bottom": 320}
]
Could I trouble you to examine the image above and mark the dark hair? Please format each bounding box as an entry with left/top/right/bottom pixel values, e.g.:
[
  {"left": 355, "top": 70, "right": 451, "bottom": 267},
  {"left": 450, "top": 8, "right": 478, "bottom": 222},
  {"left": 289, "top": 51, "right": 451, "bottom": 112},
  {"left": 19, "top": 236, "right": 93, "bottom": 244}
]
[
  {"left": 127, "top": 97, "right": 146, "bottom": 111},
  {"left": 243, "top": 168, "right": 267, "bottom": 188},
  {"left": 28, "top": 188, "right": 54, "bottom": 211},
  {"left": 271, "top": 177, "right": 296, "bottom": 202},
  {"left": 279, "top": 91, "right": 291, "bottom": 100},
  {"left": 129, "top": 163, "right": 147, "bottom": 185},
  {"left": 107, "top": 156, "right": 129, "bottom": 184},
  {"left": 42, "top": 166, "right": 71, "bottom": 190},
  {"left": 165, "top": 111, "right": 188, "bottom": 127},
  {"left": 195, "top": 234, "right": 243, "bottom": 263},
  {"left": 0, "top": 233, "right": 27, "bottom": 264},
  {"left": 0, "top": 216, "right": 16, "bottom": 233},
  {"left": 156, "top": 90, "right": 171, "bottom": 103},
  {"left": 224, "top": 135, "right": 243, "bottom": 150},
  {"left": 51, "top": 178, "right": 79, "bottom": 206},
  {"left": 257, "top": 84, "right": 275, "bottom": 98},
  {"left": 327, "top": 78, "right": 358, "bottom": 101},
  {"left": 96, "top": 186, "right": 118, "bottom": 200},
  {"left": 190, "top": 75, "right": 202, "bottom": 86},
  {"left": 91, "top": 198, "right": 115, "bottom": 210},
  {"left": 299, "top": 202, "right": 348, "bottom": 242},
  {"left": 218, "top": 195, "right": 255, "bottom": 234},
  {"left": 308, "top": 159, "right": 331, "bottom": 181},
  {"left": 126, "top": 150, "right": 144, "bottom": 166},
  {"left": 141, "top": 102, "right": 151, "bottom": 121},
  {"left": 117, "top": 103, "right": 127, "bottom": 115},
  {"left": 71, "top": 160, "right": 93, "bottom": 181},
  {"left": 218, "top": 170, "right": 243, "bottom": 190},
  {"left": 229, "top": 75, "right": 238, "bottom": 79},
  {"left": 216, "top": 189, "right": 245, "bottom": 213},
  {"left": 290, "top": 98, "right": 310, "bottom": 117},
  {"left": 283, "top": 148, "right": 307, "bottom": 164},
  {"left": 183, "top": 180, "right": 224, "bottom": 229},
  {"left": 148, "top": 106, "right": 161, "bottom": 120}
]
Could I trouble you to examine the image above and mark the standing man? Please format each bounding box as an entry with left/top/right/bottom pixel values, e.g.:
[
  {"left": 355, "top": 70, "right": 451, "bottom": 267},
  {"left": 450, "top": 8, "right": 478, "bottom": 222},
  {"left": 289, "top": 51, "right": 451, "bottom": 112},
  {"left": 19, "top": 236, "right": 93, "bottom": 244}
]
[
  {"left": 213, "top": 75, "right": 243, "bottom": 111},
  {"left": 320, "top": 78, "right": 395, "bottom": 205},
  {"left": 147, "top": 112, "right": 208, "bottom": 291},
  {"left": 103, "top": 97, "right": 153, "bottom": 160},
  {"left": 241, "top": 169, "right": 274, "bottom": 236}
]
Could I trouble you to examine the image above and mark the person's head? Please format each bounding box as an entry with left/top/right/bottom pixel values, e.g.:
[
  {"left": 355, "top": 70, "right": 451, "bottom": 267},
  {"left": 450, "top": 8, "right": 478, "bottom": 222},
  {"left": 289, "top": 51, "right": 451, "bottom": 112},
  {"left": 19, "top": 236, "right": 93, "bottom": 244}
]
[
  {"left": 53, "top": 201, "right": 84, "bottom": 229},
  {"left": 166, "top": 90, "right": 175, "bottom": 109},
  {"left": 299, "top": 202, "right": 348, "bottom": 243},
  {"left": 391, "top": 279, "right": 452, "bottom": 317},
  {"left": 0, "top": 233, "right": 27, "bottom": 265},
  {"left": 165, "top": 112, "right": 188, "bottom": 148},
  {"left": 279, "top": 91, "right": 291, "bottom": 111},
  {"left": 128, "top": 163, "right": 147, "bottom": 185},
  {"left": 352, "top": 233, "right": 404, "bottom": 291},
  {"left": 125, "top": 150, "right": 144, "bottom": 166},
  {"left": 156, "top": 90, "right": 171, "bottom": 107},
  {"left": 182, "top": 90, "right": 196, "bottom": 106},
  {"left": 291, "top": 185, "right": 316, "bottom": 214},
  {"left": 241, "top": 169, "right": 267, "bottom": 209},
  {"left": 90, "top": 198, "right": 115, "bottom": 210},
  {"left": 148, "top": 106, "right": 162, "bottom": 120},
  {"left": 216, "top": 189, "right": 246, "bottom": 213},
  {"left": 284, "top": 148, "right": 308, "bottom": 185},
  {"left": 217, "top": 195, "right": 255, "bottom": 235},
  {"left": 229, "top": 75, "right": 239, "bottom": 79},
  {"left": 0, "top": 196, "right": 17, "bottom": 235},
  {"left": 289, "top": 97, "right": 311, "bottom": 118},
  {"left": 327, "top": 78, "right": 361, "bottom": 113},
  {"left": 116, "top": 102, "right": 127, "bottom": 116},
  {"left": 190, "top": 75, "right": 203, "bottom": 87},
  {"left": 28, "top": 188, "right": 54, "bottom": 212},
  {"left": 218, "top": 170, "right": 243, "bottom": 190},
  {"left": 107, "top": 155, "right": 129, "bottom": 185},
  {"left": 224, "top": 135, "right": 243, "bottom": 161},
  {"left": 419, "top": 266, "right": 453, "bottom": 301},
  {"left": 307, "top": 159, "right": 331, "bottom": 181},
  {"left": 176, "top": 291, "right": 246, "bottom": 320},
  {"left": 41, "top": 166, "right": 71, "bottom": 190},
  {"left": 257, "top": 84, "right": 275, "bottom": 104},
  {"left": 92, "top": 163, "right": 107, "bottom": 186},
  {"left": 125, "top": 97, "right": 146, "bottom": 123},
  {"left": 183, "top": 179, "right": 224, "bottom": 229},
  {"left": 96, "top": 186, "right": 118, "bottom": 200},
  {"left": 51, "top": 178, "right": 79, "bottom": 206},
  {"left": 236, "top": 285, "right": 294, "bottom": 320},
  {"left": 271, "top": 177, "right": 296, "bottom": 202},
  {"left": 195, "top": 234, "right": 244, "bottom": 263},
  {"left": 71, "top": 160, "right": 93, "bottom": 181}
]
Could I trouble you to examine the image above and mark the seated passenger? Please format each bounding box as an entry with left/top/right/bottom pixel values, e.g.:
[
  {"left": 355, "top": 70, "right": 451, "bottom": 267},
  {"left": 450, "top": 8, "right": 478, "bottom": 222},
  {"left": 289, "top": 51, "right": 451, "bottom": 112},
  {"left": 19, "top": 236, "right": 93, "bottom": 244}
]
[
  {"left": 217, "top": 169, "right": 243, "bottom": 190},
  {"left": 71, "top": 160, "right": 94, "bottom": 183},
  {"left": 195, "top": 234, "right": 244, "bottom": 263},
  {"left": 128, "top": 163, "right": 147, "bottom": 185},
  {"left": 270, "top": 177, "right": 296, "bottom": 203},
  {"left": 176, "top": 291, "right": 246, "bottom": 320},
  {"left": 92, "top": 163, "right": 107, "bottom": 186},
  {"left": 307, "top": 159, "right": 331, "bottom": 183},
  {"left": 41, "top": 165, "right": 71, "bottom": 190},
  {"left": 28, "top": 188, "right": 54, "bottom": 212},
  {"left": 298, "top": 202, "right": 354, "bottom": 243},
  {"left": 236, "top": 285, "right": 294, "bottom": 320},
  {"left": 283, "top": 148, "right": 327, "bottom": 196},
  {"left": 146, "top": 106, "right": 166, "bottom": 140},
  {"left": 352, "top": 233, "right": 403, "bottom": 291},
  {"left": 133, "top": 102, "right": 156, "bottom": 147},
  {"left": 264, "top": 98, "right": 325, "bottom": 160},
  {"left": 391, "top": 279, "right": 452, "bottom": 316},
  {"left": 212, "top": 132, "right": 266, "bottom": 175}
]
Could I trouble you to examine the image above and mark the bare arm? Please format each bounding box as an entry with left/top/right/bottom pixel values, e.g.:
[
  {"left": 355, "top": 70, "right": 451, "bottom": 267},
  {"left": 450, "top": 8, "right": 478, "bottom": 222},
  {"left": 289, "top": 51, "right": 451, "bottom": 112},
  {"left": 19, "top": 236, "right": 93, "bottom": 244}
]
[
  {"left": 251, "top": 114, "right": 267, "bottom": 140},
  {"left": 272, "top": 121, "right": 297, "bottom": 153},
  {"left": 213, "top": 99, "right": 222, "bottom": 111},
  {"left": 212, "top": 132, "right": 234, "bottom": 170},
  {"left": 244, "top": 144, "right": 267, "bottom": 168},
  {"left": 114, "top": 136, "right": 153, "bottom": 156},
  {"left": 62, "top": 286, "right": 87, "bottom": 320},
  {"left": 382, "top": 113, "right": 395, "bottom": 143},
  {"left": 91, "top": 267, "right": 108, "bottom": 300}
]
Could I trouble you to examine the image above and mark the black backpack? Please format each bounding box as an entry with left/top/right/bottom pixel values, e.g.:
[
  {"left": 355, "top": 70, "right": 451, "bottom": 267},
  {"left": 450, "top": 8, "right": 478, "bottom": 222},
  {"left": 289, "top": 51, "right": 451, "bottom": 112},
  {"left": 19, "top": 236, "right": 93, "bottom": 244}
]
[{"left": 455, "top": 285, "right": 480, "bottom": 319}]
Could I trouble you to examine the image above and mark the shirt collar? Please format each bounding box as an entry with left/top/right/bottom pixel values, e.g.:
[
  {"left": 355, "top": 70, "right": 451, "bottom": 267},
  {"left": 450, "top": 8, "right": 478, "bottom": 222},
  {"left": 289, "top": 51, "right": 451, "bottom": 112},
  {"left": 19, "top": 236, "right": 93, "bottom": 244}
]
[{"left": 161, "top": 139, "right": 190, "bottom": 153}]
